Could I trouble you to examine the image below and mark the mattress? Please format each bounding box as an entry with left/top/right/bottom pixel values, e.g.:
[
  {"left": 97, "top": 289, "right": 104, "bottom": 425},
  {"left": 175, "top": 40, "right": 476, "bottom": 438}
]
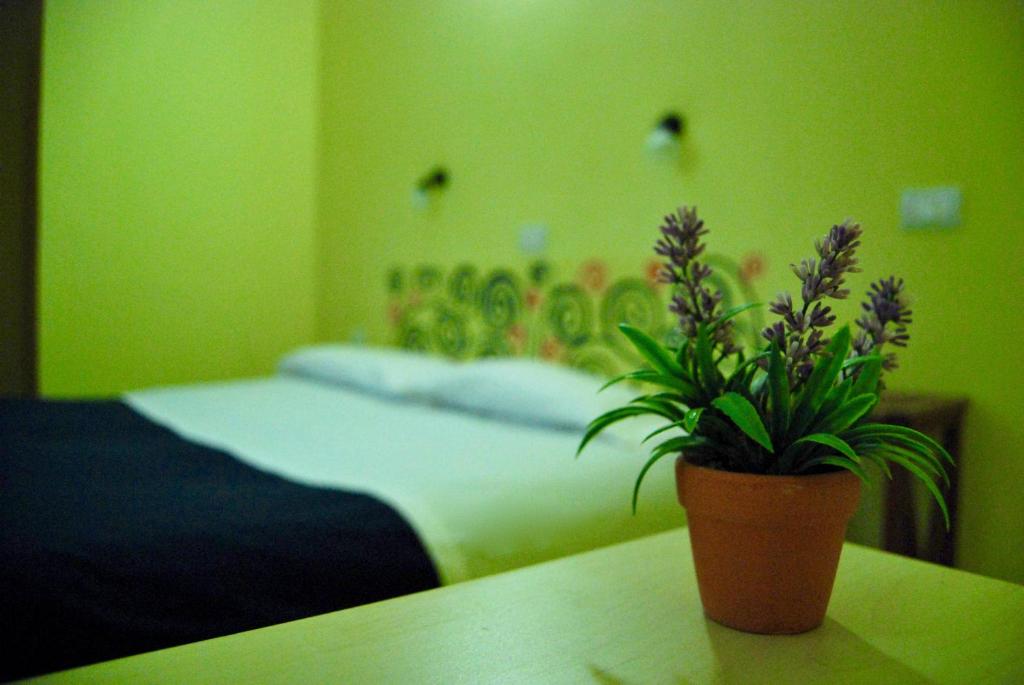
[{"left": 126, "top": 375, "right": 684, "bottom": 584}]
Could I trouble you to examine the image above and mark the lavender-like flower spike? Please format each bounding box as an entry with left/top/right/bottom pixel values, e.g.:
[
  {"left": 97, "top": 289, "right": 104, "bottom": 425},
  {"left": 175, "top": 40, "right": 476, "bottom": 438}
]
[
  {"left": 761, "top": 220, "right": 864, "bottom": 385},
  {"left": 853, "top": 276, "right": 912, "bottom": 373},
  {"left": 658, "top": 207, "right": 737, "bottom": 354},
  {"left": 810, "top": 219, "right": 863, "bottom": 300}
]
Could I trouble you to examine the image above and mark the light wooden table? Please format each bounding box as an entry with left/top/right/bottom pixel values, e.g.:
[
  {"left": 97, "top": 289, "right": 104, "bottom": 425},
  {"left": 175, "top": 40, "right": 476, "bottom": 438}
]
[{"left": 28, "top": 528, "right": 1024, "bottom": 684}]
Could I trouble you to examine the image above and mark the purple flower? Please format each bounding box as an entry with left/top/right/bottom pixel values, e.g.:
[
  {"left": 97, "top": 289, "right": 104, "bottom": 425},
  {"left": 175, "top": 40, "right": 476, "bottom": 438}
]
[
  {"left": 658, "top": 207, "right": 738, "bottom": 354},
  {"left": 762, "top": 220, "right": 862, "bottom": 386},
  {"left": 853, "top": 276, "right": 912, "bottom": 373}
]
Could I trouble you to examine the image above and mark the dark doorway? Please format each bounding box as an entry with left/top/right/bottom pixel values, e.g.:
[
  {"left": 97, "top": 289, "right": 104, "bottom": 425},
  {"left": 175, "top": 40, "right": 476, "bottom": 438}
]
[{"left": 0, "top": 0, "right": 42, "bottom": 396}]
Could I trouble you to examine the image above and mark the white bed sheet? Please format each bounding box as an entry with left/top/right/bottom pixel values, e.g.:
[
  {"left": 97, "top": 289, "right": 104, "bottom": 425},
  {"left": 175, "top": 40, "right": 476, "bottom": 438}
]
[{"left": 125, "top": 376, "right": 684, "bottom": 584}]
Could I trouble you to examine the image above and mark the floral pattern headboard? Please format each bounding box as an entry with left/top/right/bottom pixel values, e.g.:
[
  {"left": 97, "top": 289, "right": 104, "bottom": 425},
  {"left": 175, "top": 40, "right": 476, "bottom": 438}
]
[{"left": 386, "top": 256, "right": 765, "bottom": 378}]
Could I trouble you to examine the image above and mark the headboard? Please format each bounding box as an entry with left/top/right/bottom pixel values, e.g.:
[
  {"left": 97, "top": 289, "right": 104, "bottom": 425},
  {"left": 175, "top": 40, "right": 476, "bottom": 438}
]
[{"left": 386, "top": 256, "right": 765, "bottom": 377}]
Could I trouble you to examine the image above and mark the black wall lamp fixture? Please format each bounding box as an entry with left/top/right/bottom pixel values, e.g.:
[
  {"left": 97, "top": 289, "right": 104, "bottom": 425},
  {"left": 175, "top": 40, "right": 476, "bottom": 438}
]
[
  {"left": 412, "top": 166, "right": 449, "bottom": 209},
  {"left": 645, "top": 112, "right": 685, "bottom": 157}
]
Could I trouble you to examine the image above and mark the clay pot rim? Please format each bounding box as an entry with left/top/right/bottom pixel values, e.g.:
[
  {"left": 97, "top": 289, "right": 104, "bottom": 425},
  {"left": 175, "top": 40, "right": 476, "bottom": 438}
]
[
  {"left": 677, "top": 456, "right": 857, "bottom": 486},
  {"left": 676, "top": 455, "right": 863, "bottom": 526}
]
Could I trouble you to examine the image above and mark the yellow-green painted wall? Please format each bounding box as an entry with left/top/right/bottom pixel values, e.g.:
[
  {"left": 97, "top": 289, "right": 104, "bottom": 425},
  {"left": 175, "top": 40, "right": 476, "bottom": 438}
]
[
  {"left": 36, "top": 1, "right": 1024, "bottom": 584},
  {"left": 317, "top": 1, "right": 1024, "bottom": 583},
  {"left": 38, "top": 0, "right": 319, "bottom": 396}
]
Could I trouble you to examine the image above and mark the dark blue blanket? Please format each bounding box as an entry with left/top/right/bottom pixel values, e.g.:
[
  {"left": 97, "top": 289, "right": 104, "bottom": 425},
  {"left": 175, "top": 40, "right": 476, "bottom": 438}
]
[{"left": 0, "top": 399, "right": 439, "bottom": 681}]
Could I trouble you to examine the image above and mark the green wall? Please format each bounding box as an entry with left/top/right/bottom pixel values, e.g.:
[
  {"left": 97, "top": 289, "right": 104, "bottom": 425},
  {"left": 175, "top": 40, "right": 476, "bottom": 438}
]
[
  {"left": 317, "top": 1, "right": 1024, "bottom": 583},
  {"left": 37, "top": 1, "right": 1024, "bottom": 584},
  {"left": 38, "top": 0, "right": 319, "bottom": 395}
]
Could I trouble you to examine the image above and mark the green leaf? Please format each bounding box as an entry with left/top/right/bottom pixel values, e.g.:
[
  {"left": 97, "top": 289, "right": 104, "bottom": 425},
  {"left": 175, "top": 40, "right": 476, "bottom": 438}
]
[
  {"left": 644, "top": 392, "right": 689, "bottom": 405},
  {"left": 815, "top": 377, "right": 853, "bottom": 427},
  {"left": 712, "top": 302, "right": 762, "bottom": 328},
  {"left": 676, "top": 342, "right": 691, "bottom": 369},
  {"left": 712, "top": 392, "right": 773, "bottom": 453},
  {"left": 726, "top": 351, "right": 769, "bottom": 391},
  {"left": 796, "top": 455, "right": 869, "bottom": 483},
  {"left": 792, "top": 432, "right": 859, "bottom": 460},
  {"left": 889, "top": 437, "right": 948, "bottom": 484},
  {"left": 598, "top": 370, "right": 637, "bottom": 392},
  {"left": 619, "top": 324, "right": 682, "bottom": 377},
  {"left": 858, "top": 449, "right": 893, "bottom": 479},
  {"left": 742, "top": 364, "right": 762, "bottom": 397},
  {"left": 638, "top": 410, "right": 712, "bottom": 444},
  {"left": 650, "top": 435, "right": 705, "bottom": 460},
  {"left": 883, "top": 444, "right": 947, "bottom": 484},
  {"left": 781, "top": 429, "right": 860, "bottom": 474},
  {"left": 851, "top": 357, "right": 882, "bottom": 397},
  {"left": 695, "top": 324, "right": 722, "bottom": 396},
  {"left": 813, "top": 393, "right": 878, "bottom": 435},
  {"left": 750, "top": 372, "right": 768, "bottom": 398},
  {"left": 600, "top": 369, "right": 697, "bottom": 398},
  {"left": 869, "top": 449, "right": 951, "bottom": 530},
  {"left": 576, "top": 405, "right": 671, "bottom": 458},
  {"left": 684, "top": 407, "right": 704, "bottom": 432},
  {"left": 642, "top": 420, "right": 686, "bottom": 443},
  {"left": 767, "top": 342, "right": 790, "bottom": 444},
  {"left": 790, "top": 326, "right": 851, "bottom": 438},
  {"left": 843, "top": 423, "right": 954, "bottom": 465},
  {"left": 856, "top": 437, "right": 948, "bottom": 486},
  {"left": 631, "top": 395, "right": 686, "bottom": 420},
  {"left": 841, "top": 354, "right": 883, "bottom": 371},
  {"left": 632, "top": 436, "right": 706, "bottom": 513}
]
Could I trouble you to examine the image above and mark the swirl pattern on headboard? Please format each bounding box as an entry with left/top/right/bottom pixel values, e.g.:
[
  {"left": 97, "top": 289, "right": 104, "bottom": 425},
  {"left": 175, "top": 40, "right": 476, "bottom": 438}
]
[{"left": 387, "top": 256, "right": 764, "bottom": 377}]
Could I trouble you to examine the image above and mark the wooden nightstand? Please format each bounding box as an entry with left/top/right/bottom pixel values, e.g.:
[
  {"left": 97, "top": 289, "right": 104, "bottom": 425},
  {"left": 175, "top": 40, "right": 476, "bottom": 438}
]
[{"left": 872, "top": 392, "right": 969, "bottom": 566}]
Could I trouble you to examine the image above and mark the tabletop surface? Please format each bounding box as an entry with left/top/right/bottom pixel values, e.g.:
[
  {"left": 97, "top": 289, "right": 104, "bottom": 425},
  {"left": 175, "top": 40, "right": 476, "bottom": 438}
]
[{"left": 29, "top": 528, "right": 1024, "bottom": 684}]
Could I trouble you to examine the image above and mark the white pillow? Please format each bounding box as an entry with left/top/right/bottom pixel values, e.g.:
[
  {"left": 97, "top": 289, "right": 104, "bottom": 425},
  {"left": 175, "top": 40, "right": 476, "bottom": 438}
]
[
  {"left": 428, "top": 357, "right": 656, "bottom": 439},
  {"left": 278, "top": 345, "right": 457, "bottom": 399}
]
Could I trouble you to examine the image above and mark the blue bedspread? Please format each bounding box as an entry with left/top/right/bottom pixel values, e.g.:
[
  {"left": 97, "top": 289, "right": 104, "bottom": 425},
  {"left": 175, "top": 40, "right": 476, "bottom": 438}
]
[{"left": 0, "top": 399, "right": 439, "bottom": 680}]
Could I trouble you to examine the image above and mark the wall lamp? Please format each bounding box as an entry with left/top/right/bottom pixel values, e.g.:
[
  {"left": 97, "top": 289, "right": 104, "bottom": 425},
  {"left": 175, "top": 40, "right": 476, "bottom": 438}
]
[
  {"left": 412, "top": 166, "right": 449, "bottom": 209},
  {"left": 645, "top": 112, "right": 685, "bottom": 158}
]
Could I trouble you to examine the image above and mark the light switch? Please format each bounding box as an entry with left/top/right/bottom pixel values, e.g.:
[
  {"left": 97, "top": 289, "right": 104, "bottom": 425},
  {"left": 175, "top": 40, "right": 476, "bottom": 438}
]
[
  {"left": 900, "top": 187, "right": 962, "bottom": 229},
  {"left": 519, "top": 224, "right": 548, "bottom": 254}
]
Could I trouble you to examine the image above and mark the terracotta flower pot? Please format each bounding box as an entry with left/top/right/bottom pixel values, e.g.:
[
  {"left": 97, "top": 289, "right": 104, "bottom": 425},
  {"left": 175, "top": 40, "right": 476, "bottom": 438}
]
[{"left": 675, "top": 456, "right": 861, "bottom": 634}]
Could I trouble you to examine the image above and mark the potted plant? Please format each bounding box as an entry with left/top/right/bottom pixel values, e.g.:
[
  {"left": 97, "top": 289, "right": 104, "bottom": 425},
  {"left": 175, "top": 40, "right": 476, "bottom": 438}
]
[{"left": 577, "top": 207, "right": 952, "bottom": 634}]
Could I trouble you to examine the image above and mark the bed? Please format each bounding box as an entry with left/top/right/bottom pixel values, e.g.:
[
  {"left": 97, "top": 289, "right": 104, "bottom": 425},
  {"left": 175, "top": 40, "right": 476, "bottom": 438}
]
[{"left": 0, "top": 346, "right": 681, "bottom": 680}]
